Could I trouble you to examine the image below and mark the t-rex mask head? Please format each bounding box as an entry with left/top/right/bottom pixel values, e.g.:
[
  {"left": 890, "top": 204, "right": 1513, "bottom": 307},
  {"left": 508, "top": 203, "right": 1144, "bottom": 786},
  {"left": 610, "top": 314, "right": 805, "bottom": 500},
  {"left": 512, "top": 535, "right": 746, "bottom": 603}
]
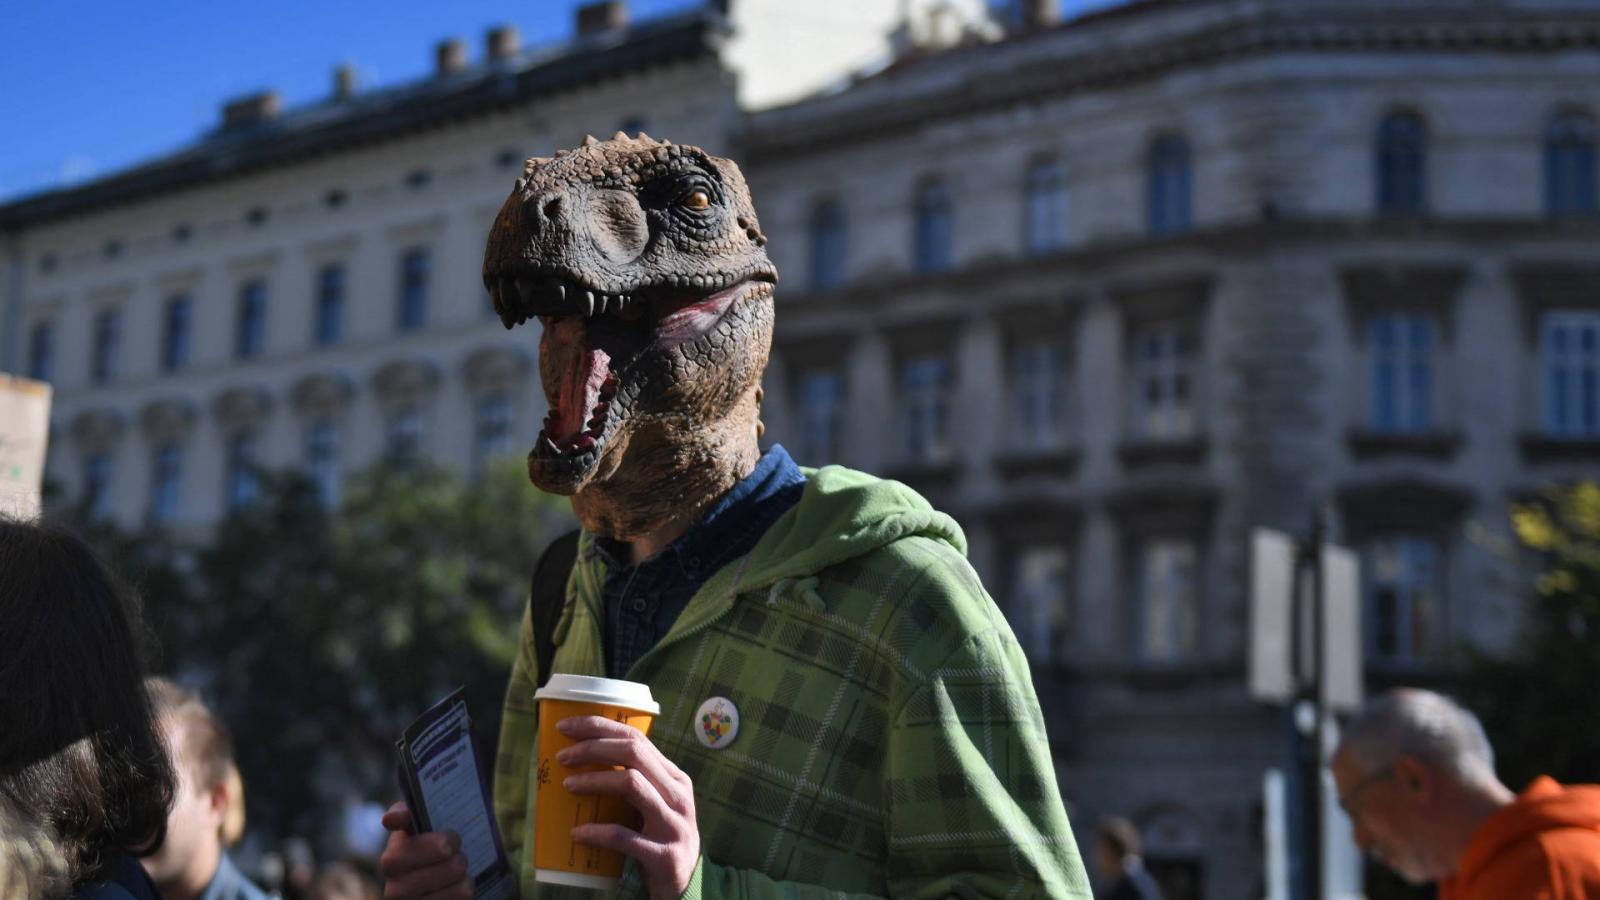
[{"left": 482, "top": 134, "right": 778, "bottom": 539}]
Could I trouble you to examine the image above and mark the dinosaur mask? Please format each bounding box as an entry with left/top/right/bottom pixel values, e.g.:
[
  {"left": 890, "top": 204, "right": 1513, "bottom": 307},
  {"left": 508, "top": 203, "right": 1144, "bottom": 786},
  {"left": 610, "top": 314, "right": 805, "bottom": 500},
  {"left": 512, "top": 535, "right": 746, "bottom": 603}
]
[{"left": 482, "top": 134, "right": 778, "bottom": 538}]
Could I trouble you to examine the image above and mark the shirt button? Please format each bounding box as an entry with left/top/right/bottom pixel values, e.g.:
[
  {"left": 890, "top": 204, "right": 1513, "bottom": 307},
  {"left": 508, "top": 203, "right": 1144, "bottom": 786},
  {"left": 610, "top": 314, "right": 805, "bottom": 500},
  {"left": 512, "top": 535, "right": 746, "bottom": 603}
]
[
  {"left": 689, "top": 557, "right": 703, "bottom": 569},
  {"left": 632, "top": 598, "right": 648, "bottom": 612}
]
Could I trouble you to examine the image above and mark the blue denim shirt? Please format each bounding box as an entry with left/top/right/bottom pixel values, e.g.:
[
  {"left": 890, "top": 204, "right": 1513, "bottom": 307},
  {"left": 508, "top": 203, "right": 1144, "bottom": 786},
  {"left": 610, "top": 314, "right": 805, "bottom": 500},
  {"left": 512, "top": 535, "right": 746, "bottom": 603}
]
[
  {"left": 596, "top": 444, "right": 805, "bottom": 678},
  {"left": 200, "top": 853, "right": 269, "bottom": 900}
]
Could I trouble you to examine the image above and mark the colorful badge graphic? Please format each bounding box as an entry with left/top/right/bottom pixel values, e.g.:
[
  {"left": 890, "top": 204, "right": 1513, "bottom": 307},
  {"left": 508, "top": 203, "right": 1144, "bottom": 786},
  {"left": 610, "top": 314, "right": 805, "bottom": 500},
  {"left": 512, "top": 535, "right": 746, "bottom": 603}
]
[{"left": 694, "top": 696, "right": 739, "bottom": 749}]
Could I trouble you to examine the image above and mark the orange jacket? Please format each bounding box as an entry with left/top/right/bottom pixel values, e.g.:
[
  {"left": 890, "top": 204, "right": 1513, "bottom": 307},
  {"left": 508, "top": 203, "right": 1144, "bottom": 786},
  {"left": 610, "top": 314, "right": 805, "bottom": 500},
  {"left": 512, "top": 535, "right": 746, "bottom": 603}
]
[{"left": 1440, "top": 776, "right": 1600, "bottom": 900}]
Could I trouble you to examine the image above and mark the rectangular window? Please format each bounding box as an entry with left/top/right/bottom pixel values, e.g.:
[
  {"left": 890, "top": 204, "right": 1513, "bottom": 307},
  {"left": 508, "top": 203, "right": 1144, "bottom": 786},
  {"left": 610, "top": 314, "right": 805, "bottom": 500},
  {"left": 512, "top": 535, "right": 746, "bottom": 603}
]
[
  {"left": 315, "top": 265, "right": 345, "bottom": 347},
  {"left": 386, "top": 407, "right": 424, "bottom": 463},
  {"left": 1025, "top": 162, "right": 1068, "bottom": 256},
  {"left": 474, "top": 393, "right": 514, "bottom": 477},
  {"left": 1136, "top": 538, "right": 1199, "bottom": 662},
  {"left": 796, "top": 370, "right": 846, "bottom": 465},
  {"left": 149, "top": 443, "right": 182, "bottom": 525},
  {"left": 1541, "top": 310, "right": 1600, "bottom": 437},
  {"left": 83, "top": 453, "right": 113, "bottom": 520},
  {"left": 1368, "top": 312, "right": 1434, "bottom": 433},
  {"left": 92, "top": 308, "right": 121, "bottom": 385},
  {"left": 1008, "top": 545, "right": 1071, "bottom": 665},
  {"left": 398, "top": 248, "right": 430, "bottom": 332},
  {"left": 900, "top": 355, "right": 952, "bottom": 464},
  {"left": 1130, "top": 321, "right": 1197, "bottom": 440},
  {"left": 1013, "top": 339, "right": 1069, "bottom": 451},
  {"left": 161, "top": 296, "right": 191, "bottom": 372},
  {"left": 913, "top": 182, "right": 953, "bottom": 275},
  {"left": 27, "top": 320, "right": 52, "bottom": 382},
  {"left": 306, "top": 419, "right": 340, "bottom": 509},
  {"left": 236, "top": 281, "right": 267, "bottom": 359},
  {"left": 225, "top": 432, "right": 259, "bottom": 512},
  {"left": 1365, "top": 535, "right": 1442, "bottom": 666}
]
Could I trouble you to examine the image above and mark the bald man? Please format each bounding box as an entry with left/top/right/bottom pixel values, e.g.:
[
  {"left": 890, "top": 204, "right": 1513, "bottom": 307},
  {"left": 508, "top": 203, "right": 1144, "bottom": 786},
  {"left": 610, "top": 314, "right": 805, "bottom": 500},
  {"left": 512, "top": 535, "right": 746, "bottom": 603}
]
[{"left": 1330, "top": 688, "right": 1600, "bottom": 899}]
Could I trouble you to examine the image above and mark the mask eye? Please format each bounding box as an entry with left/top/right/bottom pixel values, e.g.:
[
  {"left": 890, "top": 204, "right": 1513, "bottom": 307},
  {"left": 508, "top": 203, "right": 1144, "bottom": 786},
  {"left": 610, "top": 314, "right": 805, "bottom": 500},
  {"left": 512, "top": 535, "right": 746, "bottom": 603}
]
[{"left": 682, "top": 189, "right": 711, "bottom": 211}]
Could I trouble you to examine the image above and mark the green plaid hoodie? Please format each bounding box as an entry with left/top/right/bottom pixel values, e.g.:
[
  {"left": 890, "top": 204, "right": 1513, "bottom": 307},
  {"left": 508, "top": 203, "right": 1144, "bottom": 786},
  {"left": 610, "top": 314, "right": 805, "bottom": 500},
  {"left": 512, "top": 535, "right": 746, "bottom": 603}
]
[{"left": 494, "top": 465, "right": 1091, "bottom": 899}]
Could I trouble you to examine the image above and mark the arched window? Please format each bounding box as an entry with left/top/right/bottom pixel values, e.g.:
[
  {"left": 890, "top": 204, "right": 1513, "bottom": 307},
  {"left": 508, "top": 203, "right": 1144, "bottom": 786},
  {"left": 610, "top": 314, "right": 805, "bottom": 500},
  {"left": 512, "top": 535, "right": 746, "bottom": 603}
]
[
  {"left": 1545, "top": 110, "right": 1598, "bottom": 217},
  {"left": 912, "top": 178, "right": 953, "bottom": 274},
  {"left": 1376, "top": 111, "right": 1428, "bottom": 214},
  {"left": 808, "top": 199, "right": 847, "bottom": 291},
  {"left": 1147, "top": 134, "right": 1192, "bottom": 236},
  {"left": 1024, "top": 158, "right": 1068, "bottom": 255}
]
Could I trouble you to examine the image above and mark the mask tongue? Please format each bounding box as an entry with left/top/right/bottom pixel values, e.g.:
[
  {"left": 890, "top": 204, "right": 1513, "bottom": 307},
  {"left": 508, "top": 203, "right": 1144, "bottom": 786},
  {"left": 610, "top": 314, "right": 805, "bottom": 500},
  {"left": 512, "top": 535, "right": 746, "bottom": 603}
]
[{"left": 546, "top": 317, "right": 611, "bottom": 443}]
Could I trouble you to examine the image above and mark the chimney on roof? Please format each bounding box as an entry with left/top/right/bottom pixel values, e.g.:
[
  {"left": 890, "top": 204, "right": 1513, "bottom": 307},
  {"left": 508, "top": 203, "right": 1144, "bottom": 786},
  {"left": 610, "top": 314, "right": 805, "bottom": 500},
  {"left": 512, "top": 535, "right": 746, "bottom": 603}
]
[
  {"left": 487, "top": 25, "right": 519, "bottom": 61},
  {"left": 221, "top": 91, "right": 281, "bottom": 129},
  {"left": 1019, "top": 0, "right": 1059, "bottom": 30},
  {"left": 333, "top": 63, "right": 358, "bottom": 100},
  {"left": 435, "top": 38, "right": 468, "bottom": 76},
  {"left": 576, "top": 1, "right": 627, "bottom": 37}
]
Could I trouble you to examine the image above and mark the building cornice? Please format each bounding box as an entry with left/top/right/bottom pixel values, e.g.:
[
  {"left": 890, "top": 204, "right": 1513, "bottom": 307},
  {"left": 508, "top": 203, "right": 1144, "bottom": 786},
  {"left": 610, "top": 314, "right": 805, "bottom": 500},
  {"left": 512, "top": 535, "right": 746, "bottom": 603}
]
[
  {"left": 776, "top": 216, "right": 1600, "bottom": 316},
  {"left": 0, "top": 11, "right": 724, "bottom": 231},
  {"left": 740, "top": 4, "right": 1600, "bottom": 162}
]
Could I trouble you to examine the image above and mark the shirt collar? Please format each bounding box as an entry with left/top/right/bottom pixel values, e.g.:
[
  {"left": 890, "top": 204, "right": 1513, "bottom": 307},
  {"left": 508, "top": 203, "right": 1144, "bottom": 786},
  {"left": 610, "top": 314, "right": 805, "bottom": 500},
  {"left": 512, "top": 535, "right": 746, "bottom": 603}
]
[{"left": 593, "top": 444, "right": 805, "bottom": 579}]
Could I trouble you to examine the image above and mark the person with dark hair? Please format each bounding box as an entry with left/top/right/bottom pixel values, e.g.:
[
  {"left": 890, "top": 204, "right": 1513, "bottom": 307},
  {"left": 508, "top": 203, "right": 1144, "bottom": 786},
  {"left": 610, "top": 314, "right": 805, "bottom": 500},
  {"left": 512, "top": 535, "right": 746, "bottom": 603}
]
[
  {"left": 0, "top": 518, "right": 176, "bottom": 900},
  {"left": 142, "top": 678, "right": 268, "bottom": 900},
  {"left": 1093, "top": 817, "right": 1163, "bottom": 900}
]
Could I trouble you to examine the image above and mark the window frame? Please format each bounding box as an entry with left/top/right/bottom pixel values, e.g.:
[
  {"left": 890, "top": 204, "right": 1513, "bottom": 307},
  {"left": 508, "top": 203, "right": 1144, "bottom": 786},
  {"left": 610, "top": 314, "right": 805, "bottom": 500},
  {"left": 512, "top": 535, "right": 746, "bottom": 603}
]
[
  {"left": 1024, "top": 157, "right": 1068, "bottom": 256},
  {"left": 161, "top": 295, "right": 192, "bottom": 373},
  {"left": 1540, "top": 309, "right": 1600, "bottom": 437},
  {"left": 149, "top": 442, "right": 183, "bottom": 525},
  {"left": 1146, "top": 133, "right": 1193, "bottom": 236},
  {"left": 898, "top": 352, "right": 954, "bottom": 466},
  {"left": 398, "top": 247, "right": 430, "bottom": 332},
  {"left": 912, "top": 177, "right": 954, "bottom": 274},
  {"left": 808, "top": 198, "right": 848, "bottom": 292},
  {"left": 1376, "top": 109, "right": 1428, "bottom": 215},
  {"left": 235, "top": 280, "right": 267, "bottom": 360},
  {"left": 27, "top": 319, "right": 53, "bottom": 382},
  {"left": 1544, "top": 109, "right": 1598, "bottom": 218},
  {"left": 315, "top": 264, "right": 346, "bottom": 347},
  {"left": 91, "top": 307, "right": 121, "bottom": 385}
]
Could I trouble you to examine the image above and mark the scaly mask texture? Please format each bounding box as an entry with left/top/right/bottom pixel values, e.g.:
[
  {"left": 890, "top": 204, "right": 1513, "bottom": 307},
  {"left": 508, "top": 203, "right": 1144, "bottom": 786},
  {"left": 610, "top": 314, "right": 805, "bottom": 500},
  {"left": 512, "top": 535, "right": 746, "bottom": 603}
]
[{"left": 482, "top": 134, "right": 778, "bottom": 539}]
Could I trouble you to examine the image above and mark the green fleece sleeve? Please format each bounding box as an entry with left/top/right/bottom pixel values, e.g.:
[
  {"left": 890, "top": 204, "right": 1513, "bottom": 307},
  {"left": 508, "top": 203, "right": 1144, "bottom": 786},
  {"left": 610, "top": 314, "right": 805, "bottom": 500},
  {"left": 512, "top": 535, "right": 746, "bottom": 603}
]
[
  {"left": 494, "top": 596, "right": 541, "bottom": 877},
  {"left": 678, "top": 626, "right": 1090, "bottom": 900}
]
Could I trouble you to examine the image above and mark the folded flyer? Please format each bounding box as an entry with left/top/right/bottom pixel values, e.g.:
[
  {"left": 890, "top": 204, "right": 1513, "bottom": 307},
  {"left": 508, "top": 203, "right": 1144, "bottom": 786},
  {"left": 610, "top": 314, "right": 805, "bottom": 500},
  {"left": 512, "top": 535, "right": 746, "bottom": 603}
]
[{"left": 396, "top": 687, "right": 516, "bottom": 900}]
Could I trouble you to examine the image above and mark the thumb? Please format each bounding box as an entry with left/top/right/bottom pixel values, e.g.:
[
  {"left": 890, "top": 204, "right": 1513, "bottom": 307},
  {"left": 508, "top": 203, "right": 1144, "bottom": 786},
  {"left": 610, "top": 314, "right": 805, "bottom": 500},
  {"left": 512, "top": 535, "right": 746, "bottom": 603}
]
[{"left": 380, "top": 801, "right": 415, "bottom": 834}]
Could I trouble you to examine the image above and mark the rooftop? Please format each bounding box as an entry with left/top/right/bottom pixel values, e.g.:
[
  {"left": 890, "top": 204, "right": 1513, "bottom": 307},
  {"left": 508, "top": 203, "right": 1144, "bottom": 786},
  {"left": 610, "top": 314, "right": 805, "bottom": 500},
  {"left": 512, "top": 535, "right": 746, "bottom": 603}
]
[{"left": 0, "top": 7, "right": 725, "bottom": 231}]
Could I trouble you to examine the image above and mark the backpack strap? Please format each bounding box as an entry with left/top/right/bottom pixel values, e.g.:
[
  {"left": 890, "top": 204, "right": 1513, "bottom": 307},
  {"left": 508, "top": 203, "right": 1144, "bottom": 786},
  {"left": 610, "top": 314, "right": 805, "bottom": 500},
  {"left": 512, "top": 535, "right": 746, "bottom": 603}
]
[{"left": 530, "top": 529, "right": 581, "bottom": 689}]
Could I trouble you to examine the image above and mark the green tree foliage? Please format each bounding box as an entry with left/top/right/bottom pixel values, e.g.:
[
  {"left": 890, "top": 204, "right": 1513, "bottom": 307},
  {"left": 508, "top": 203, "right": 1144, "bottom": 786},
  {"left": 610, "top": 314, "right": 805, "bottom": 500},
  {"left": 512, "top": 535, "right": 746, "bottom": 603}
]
[
  {"left": 1462, "top": 480, "right": 1600, "bottom": 790},
  {"left": 87, "top": 460, "right": 572, "bottom": 841}
]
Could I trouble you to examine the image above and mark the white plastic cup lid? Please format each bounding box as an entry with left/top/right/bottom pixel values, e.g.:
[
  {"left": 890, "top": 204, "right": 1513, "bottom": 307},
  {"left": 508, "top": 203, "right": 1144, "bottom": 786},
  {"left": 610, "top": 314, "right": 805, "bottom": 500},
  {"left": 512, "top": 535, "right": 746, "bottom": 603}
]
[{"left": 534, "top": 673, "right": 660, "bottom": 715}]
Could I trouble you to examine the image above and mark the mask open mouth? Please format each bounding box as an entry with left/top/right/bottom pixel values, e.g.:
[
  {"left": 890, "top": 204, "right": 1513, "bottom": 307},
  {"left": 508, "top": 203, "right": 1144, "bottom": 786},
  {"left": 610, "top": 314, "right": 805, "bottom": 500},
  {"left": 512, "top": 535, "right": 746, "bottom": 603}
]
[{"left": 485, "top": 267, "right": 776, "bottom": 485}]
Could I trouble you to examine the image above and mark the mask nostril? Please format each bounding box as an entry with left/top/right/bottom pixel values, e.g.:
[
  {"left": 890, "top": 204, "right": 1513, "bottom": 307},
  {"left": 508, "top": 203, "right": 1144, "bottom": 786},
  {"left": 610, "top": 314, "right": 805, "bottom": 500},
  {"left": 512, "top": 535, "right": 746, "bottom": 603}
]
[{"left": 543, "top": 197, "right": 562, "bottom": 220}]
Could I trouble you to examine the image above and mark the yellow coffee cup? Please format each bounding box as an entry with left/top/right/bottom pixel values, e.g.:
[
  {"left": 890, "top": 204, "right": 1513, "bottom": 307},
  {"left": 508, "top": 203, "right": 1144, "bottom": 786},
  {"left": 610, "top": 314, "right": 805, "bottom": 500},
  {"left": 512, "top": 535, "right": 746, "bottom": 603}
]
[{"left": 532, "top": 674, "right": 660, "bottom": 890}]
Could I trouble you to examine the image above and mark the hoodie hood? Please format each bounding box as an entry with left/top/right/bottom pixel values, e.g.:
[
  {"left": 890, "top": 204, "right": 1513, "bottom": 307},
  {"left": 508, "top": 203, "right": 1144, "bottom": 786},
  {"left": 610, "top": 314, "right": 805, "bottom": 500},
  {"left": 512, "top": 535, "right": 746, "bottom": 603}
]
[
  {"left": 692, "top": 464, "right": 967, "bottom": 602},
  {"left": 1458, "top": 776, "right": 1600, "bottom": 885}
]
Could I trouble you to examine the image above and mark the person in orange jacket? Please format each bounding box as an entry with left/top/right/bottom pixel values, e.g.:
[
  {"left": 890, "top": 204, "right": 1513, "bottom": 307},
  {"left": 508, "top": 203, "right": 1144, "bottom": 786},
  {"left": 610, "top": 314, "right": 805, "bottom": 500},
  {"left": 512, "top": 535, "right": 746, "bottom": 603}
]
[{"left": 1330, "top": 688, "right": 1600, "bottom": 899}]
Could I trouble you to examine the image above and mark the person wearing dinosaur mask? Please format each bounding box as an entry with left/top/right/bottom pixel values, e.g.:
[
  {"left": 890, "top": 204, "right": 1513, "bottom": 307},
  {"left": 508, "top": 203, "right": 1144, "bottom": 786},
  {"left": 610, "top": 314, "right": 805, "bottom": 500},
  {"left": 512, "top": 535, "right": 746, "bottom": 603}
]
[{"left": 379, "top": 134, "right": 1091, "bottom": 900}]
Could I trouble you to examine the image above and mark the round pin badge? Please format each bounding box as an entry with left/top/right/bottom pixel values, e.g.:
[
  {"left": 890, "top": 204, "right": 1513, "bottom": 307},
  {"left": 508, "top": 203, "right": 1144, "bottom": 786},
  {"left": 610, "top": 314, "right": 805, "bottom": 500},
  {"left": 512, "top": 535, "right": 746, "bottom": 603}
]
[{"left": 694, "top": 696, "right": 739, "bottom": 749}]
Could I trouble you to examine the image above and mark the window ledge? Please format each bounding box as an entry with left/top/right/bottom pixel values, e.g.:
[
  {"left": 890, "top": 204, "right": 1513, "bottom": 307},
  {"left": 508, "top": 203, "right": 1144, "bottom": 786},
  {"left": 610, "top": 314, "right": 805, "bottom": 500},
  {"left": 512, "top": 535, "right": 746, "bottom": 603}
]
[
  {"left": 994, "top": 447, "right": 1081, "bottom": 480},
  {"left": 882, "top": 459, "right": 961, "bottom": 489},
  {"left": 1083, "top": 660, "right": 1241, "bottom": 690},
  {"left": 1519, "top": 433, "right": 1600, "bottom": 463},
  {"left": 1346, "top": 429, "right": 1464, "bottom": 460},
  {"left": 1116, "top": 437, "right": 1208, "bottom": 469}
]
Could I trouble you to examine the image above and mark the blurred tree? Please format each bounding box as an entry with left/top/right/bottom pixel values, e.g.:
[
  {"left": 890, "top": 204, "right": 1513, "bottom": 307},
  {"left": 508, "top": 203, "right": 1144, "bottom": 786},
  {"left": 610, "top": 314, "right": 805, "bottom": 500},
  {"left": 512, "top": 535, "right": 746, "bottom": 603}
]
[
  {"left": 83, "top": 459, "right": 572, "bottom": 844},
  {"left": 1462, "top": 480, "right": 1600, "bottom": 790}
]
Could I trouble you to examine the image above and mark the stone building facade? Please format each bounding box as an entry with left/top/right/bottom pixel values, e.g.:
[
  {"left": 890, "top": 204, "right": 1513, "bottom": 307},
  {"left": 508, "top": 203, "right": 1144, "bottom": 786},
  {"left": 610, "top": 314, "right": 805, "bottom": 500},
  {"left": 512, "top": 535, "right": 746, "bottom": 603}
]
[
  {"left": 4, "top": 0, "right": 1600, "bottom": 896},
  {"left": 742, "top": 0, "right": 1600, "bottom": 895}
]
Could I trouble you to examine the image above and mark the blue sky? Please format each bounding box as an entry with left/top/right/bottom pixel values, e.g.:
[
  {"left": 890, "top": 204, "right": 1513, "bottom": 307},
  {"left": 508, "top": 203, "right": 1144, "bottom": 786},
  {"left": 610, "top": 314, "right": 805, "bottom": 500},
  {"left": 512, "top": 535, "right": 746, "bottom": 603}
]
[{"left": 0, "top": 1, "right": 1108, "bottom": 203}]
